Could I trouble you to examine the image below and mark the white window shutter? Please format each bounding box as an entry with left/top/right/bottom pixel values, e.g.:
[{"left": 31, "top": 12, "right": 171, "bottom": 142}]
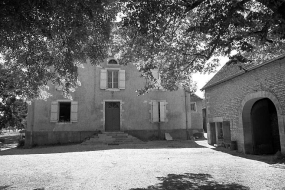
[
  {"left": 152, "top": 101, "right": 159, "bottom": 122},
  {"left": 100, "top": 69, "right": 107, "bottom": 89},
  {"left": 160, "top": 102, "right": 166, "bottom": 122},
  {"left": 71, "top": 101, "right": 78, "bottom": 122},
  {"left": 50, "top": 101, "right": 58, "bottom": 122},
  {"left": 119, "top": 70, "right": 126, "bottom": 89}
]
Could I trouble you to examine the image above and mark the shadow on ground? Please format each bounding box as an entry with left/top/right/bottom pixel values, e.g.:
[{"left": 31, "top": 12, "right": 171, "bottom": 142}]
[
  {"left": 0, "top": 139, "right": 209, "bottom": 156},
  {"left": 212, "top": 146, "right": 285, "bottom": 166},
  {"left": 130, "top": 173, "right": 249, "bottom": 190},
  {"left": 0, "top": 185, "right": 11, "bottom": 190}
]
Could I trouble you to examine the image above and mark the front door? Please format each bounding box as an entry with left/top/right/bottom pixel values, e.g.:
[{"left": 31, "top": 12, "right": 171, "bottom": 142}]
[{"left": 105, "top": 102, "right": 120, "bottom": 131}]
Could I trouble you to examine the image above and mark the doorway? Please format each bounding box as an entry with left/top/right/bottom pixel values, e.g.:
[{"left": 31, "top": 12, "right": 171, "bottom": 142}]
[
  {"left": 209, "top": 122, "right": 216, "bottom": 145},
  {"left": 105, "top": 102, "right": 120, "bottom": 131},
  {"left": 251, "top": 98, "right": 281, "bottom": 154}
]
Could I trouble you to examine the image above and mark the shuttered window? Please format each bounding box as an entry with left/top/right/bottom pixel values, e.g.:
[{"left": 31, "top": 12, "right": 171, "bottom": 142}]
[
  {"left": 150, "top": 101, "right": 167, "bottom": 122},
  {"left": 100, "top": 69, "right": 125, "bottom": 90},
  {"left": 50, "top": 101, "right": 78, "bottom": 123}
]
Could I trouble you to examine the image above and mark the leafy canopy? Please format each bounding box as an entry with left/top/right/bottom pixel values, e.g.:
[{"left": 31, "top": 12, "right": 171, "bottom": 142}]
[
  {"left": 1, "top": 0, "right": 285, "bottom": 98},
  {"left": 0, "top": 0, "right": 119, "bottom": 100},
  {"left": 113, "top": 0, "right": 285, "bottom": 93}
]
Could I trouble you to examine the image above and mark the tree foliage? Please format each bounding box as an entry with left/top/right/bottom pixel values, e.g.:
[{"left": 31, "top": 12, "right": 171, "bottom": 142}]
[
  {"left": 113, "top": 0, "right": 285, "bottom": 93},
  {"left": 0, "top": 0, "right": 119, "bottom": 99},
  {"left": 0, "top": 97, "right": 27, "bottom": 130},
  {"left": 1, "top": 0, "right": 285, "bottom": 98}
]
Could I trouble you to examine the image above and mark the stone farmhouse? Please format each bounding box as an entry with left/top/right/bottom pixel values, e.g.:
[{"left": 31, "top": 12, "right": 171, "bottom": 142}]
[
  {"left": 202, "top": 54, "right": 285, "bottom": 154},
  {"left": 25, "top": 58, "right": 203, "bottom": 146}
]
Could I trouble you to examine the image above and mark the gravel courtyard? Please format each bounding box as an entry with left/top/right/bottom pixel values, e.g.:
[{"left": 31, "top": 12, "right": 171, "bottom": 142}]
[{"left": 0, "top": 140, "right": 285, "bottom": 190}]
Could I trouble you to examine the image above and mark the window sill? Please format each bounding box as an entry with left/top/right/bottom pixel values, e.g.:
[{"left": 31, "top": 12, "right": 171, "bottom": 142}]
[
  {"left": 56, "top": 122, "right": 72, "bottom": 124},
  {"left": 105, "top": 88, "right": 120, "bottom": 92}
]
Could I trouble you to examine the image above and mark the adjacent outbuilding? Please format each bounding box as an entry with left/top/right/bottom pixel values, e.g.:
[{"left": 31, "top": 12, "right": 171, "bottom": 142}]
[{"left": 202, "top": 54, "right": 285, "bottom": 154}]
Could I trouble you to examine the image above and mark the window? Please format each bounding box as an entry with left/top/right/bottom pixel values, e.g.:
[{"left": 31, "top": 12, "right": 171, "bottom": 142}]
[
  {"left": 107, "top": 59, "right": 118, "bottom": 65},
  {"left": 107, "top": 70, "right": 119, "bottom": 89},
  {"left": 59, "top": 102, "right": 71, "bottom": 122},
  {"left": 150, "top": 100, "right": 167, "bottom": 122},
  {"left": 50, "top": 101, "right": 78, "bottom": 123},
  {"left": 191, "top": 102, "right": 196, "bottom": 112},
  {"left": 100, "top": 69, "right": 125, "bottom": 90}
]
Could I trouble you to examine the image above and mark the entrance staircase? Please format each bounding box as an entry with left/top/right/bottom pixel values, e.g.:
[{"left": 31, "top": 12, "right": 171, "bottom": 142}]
[{"left": 81, "top": 132, "right": 145, "bottom": 145}]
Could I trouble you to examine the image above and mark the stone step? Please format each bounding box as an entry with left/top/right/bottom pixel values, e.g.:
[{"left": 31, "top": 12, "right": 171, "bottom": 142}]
[
  {"left": 104, "top": 134, "right": 128, "bottom": 137},
  {"left": 81, "top": 132, "right": 145, "bottom": 145},
  {"left": 102, "top": 131, "right": 124, "bottom": 134}
]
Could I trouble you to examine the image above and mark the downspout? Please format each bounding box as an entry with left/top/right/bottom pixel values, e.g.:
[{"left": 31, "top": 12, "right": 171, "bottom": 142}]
[
  {"left": 30, "top": 100, "right": 35, "bottom": 147},
  {"left": 184, "top": 89, "right": 189, "bottom": 140}
]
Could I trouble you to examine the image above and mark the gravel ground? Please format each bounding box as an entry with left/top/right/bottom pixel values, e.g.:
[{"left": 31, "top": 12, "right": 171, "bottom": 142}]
[{"left": 0, "top": 140, "right": 285, "bottom": 190}]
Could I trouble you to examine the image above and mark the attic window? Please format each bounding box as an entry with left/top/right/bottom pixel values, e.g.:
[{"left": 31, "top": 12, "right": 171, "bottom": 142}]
[{"left": 108, "top": 59, "right": 118, "bottom": 65}]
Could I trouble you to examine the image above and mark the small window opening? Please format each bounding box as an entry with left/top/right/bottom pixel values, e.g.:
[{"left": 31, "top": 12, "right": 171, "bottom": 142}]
[
  {"left": 59, "top": 102, "right": 71, "bottom": 122},
  {"left": 190, "top": 103, "right": 196, "bottom": 111},
  {"left": 108, "top": 59, "right": 118, "bottom": 65}
]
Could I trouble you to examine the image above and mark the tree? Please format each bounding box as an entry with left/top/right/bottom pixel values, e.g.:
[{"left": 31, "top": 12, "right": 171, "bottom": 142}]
[
  {"left": 0, "top": 0, "right": 120, "bottom": 100},
  {"left": 0, "top": 97, "right": 27, "bottom": 130},
  {"left": 114, "top": 0, "right": 285, "bottom": 93}
]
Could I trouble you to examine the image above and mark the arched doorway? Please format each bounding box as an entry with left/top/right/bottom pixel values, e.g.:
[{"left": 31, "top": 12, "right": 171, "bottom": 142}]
[
  {"left": 242, "top": 97, "right": 281, "bottom": 154},
  {"left": 251, "top": 98, "right": 281, "bottom": 154}
]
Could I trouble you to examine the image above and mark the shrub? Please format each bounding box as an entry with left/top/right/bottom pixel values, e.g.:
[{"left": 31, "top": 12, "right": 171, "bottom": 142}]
[{"left": 17, "top": 139, "right": 25, "bottom": 147}]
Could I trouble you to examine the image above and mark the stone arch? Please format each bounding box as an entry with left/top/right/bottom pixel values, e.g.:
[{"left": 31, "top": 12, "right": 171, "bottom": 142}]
[{"left": 239, "top": 91, "right": 283, "bottom": 154}]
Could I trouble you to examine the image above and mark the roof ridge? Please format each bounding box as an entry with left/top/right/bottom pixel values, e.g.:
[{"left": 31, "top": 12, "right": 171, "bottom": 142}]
[{"left": 201, "top": 54, "right": 285, "bottom": 90}]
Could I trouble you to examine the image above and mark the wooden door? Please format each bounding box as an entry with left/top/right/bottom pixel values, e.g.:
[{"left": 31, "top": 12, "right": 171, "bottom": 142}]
[
  {"left": 105, "top": 102, "right": 120, "bottom": 131},
  {"left": 209, "top": 122, "right": 216, "bottom": 145}
]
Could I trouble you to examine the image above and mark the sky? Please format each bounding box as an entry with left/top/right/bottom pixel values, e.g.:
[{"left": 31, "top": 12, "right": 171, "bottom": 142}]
[{"left": 192, "top": 57, "right": 229, "bottom": 98}]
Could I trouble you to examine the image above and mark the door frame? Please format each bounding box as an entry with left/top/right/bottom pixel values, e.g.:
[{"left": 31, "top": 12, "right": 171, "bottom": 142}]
[{"left": 102, "top": 100, "right": 124, "bottom": 131}]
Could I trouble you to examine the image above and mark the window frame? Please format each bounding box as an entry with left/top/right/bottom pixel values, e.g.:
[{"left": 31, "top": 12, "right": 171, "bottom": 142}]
[
  {"left": 58, "top": 101, "right": 71, "bottom": 123},
  {"left": 107, "top": 58, "right": 119, "bottom": 65},
  {"left": 50, "top": 100, "right": 78, "bottom": 123},
  {"left": 107, "top": 69, "right": 119, "bottom": 89}
]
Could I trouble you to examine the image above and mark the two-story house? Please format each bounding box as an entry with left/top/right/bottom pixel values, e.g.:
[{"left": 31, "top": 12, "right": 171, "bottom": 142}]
[{"left": 25, "top": 58, "right": 203, "bottom": 146}]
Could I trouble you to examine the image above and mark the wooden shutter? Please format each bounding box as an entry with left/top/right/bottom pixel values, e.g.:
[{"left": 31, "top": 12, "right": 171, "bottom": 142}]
[
  {"left": 160, "top": 101, "right": 166, "bottom": 122},
  {"left": 152, "top": 101, "right": 159, "bottom": 122},
  {"left": 100, "top": 69, "right": 107, "bottom": 89},
  {"left": 71, "top": 101, "right": 78, "bottom": 122},
  {"left": 119, "top": 70, "right": 125, "bottom": 89},
  {"left": 222, "top": 121, "right": 231, "bottom": 144},
  {"left": 50, "top": 101, "right": 58, "bottom": 122}
]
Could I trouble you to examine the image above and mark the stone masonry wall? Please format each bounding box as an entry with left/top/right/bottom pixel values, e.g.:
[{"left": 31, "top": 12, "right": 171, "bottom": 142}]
[{"left": 205, "top": 57, "right": 285, "bottom": 153}]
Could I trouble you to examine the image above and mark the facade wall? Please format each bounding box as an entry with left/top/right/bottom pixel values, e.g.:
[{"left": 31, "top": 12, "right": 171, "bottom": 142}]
[
  {"left": 26, "top": 59, "right": 194, "bottom": 146},
  {"left": 190, "top": 100, "right": 203, "bottom": 130},
  {"left": 205, "top": 58, "right": 285, "bottom": 153}
]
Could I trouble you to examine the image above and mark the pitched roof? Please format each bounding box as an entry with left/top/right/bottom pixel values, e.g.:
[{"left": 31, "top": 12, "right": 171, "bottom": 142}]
[
  {"left": 201, "top": 54, "right": 285, "bottom": 90},
  {"left": 191, "top": 93, "right": 203, "bottom": 101}
]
